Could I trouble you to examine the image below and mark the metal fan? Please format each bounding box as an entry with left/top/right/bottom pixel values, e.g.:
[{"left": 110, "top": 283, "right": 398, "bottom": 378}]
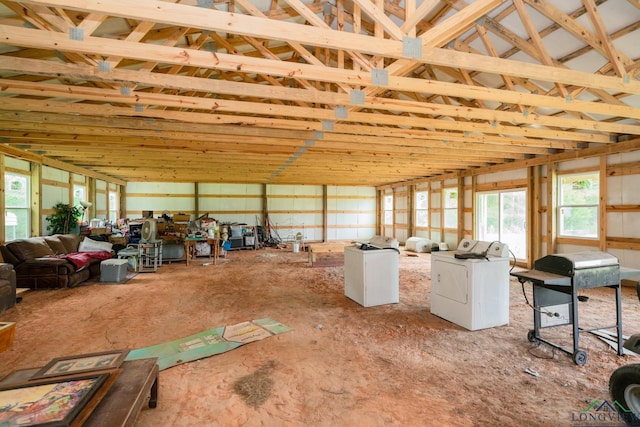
[{"left": 141, "top": 218, "right": 157, "bottom": 242}]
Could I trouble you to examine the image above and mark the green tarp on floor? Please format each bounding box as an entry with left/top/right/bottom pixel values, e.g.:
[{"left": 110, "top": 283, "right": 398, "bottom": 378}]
[{"left": 125, "top": 318, "right": 292, "bottom": 370}]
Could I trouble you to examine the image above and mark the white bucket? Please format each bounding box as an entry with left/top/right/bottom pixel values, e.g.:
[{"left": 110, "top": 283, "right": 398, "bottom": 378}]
[{"left": 293, "top": 242, "right": 300, "bottom": 253}]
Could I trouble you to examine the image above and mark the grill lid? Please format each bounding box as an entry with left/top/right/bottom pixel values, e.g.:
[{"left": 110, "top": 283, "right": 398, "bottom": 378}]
[{"left": 534, "top": 251, "right": 619, "bottom": 276}]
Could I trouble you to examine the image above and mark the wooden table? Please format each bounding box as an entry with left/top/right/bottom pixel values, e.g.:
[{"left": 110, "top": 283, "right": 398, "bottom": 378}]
[
  {"left": 0, "top": 358, "right": 159, "bottom": 427},
  {"left": 307, "top": 243, "right": 348, "bottom": 266},
  {"left": 184, "top": 237, "right": 219, "bottom": 266}
]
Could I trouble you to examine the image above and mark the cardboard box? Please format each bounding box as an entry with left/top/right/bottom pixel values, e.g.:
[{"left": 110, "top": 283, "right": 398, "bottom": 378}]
[
  {"left": 174, "top": 224, "right": 188, "bottom": 234},
  {"left": 109, "top": 236, "right": 128, "bottom": 246},
  {"left": 173, "top": 214, "right": 190, "bottom": 222},
  {"left": 0, "top": 322, "right": 16, "bottom": 353},
  {"left": 91, "top": 227, "right": 109, "bottom": 235}
]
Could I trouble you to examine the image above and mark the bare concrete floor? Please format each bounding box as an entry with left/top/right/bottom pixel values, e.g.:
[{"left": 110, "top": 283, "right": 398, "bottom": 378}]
[{"left": 1, "top": 248, "right": 639, "bottom": 426}]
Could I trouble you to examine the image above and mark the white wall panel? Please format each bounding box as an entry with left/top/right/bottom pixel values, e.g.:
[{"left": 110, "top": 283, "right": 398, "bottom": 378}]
[
  {"left": 622, "top": 175, "right": 640, "bottom": 204},
  {"left": 443, "top": 232, "right": 458, "bottom": 248},
  {"left": 327, "top": 185, "right": 376, "bottom": 242},
  {"left": 430, "top": 191, "right": 441, "bottom": 209},
  {"left": 477, "top": 169, "right": 526, "bottom": 184},
  {"left": 200, "top": 183, "right": 262, "bottom": 195},
  {"left": 431, "top": 212, "right": 441, "bottom": 228},
  {"left": 608, "top": 176, "right": 623, "bottom": 204},
  {"left": 621, "top": 213, "right": 640, "bottom": 239},
  {"left": 5, "top": 157, "right": 29, "bottom": 171},
  {"left": 42, "top": 166, "right": 69, "bottom": 182},
  {"left": 608, "top": 151, "right": 640, "bottom": 164},
  {"left": 557, "top": 157, "right": 599, "bottom": 171},
  {"left": 126, "top": 182, "right": 195, "bottom": 218},
  {"left": 42, "top": 185, "right": 67, "bottom": 207},
  {"left": 127, "top": 182, "right": 195, "bottom": 193}
]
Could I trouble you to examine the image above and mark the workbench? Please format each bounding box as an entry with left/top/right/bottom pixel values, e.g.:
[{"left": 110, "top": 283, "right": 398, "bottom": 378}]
[{"left": 307, "top": 243, "right": 348, "bottom": 267}]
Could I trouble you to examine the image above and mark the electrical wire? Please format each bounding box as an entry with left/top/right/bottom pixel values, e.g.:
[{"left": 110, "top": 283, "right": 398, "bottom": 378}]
[
  {"left": 528, "top": 344, "right": 556, "bottom": 360},
  {"left": 520, "top": 281, "right": 563, "bottom": 319},
  {"left": 508, "top": 248, "right": 517, "bottom": 273}
]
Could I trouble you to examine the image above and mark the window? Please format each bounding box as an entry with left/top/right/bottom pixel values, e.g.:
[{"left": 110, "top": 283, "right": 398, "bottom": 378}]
[
  {"left": 109, "top": 190, "right": 118, "bottom": 222},
  {"left": 73, "top": 184, "right": 86, "bottom": 208},
  {"left": 443, "top": 188, "right": 458, "bottom": 229},
  {"left": 5, "top": 172, "right": 30, "bottom": 241},
  {"left": 558, "top": 172, "right": 599, "bottom": 238},
  {"left": 384, "top": 195, "right": 393, "bottom": 225},
  {"left": 477, "top": 190, "right": 527, "bottom": 260},
  {"left": 415, "top": 191, "right": 428, "bottom": 227}
]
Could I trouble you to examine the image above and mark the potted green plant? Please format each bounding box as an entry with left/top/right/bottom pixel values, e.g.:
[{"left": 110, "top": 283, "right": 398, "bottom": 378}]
[{"left": 46, "top": 202, "right": 83, "bottom": 235}]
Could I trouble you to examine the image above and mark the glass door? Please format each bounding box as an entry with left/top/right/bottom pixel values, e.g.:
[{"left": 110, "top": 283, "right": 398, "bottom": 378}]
[{"left": 476, "top": 189, "right": 527, "bottom": 260}]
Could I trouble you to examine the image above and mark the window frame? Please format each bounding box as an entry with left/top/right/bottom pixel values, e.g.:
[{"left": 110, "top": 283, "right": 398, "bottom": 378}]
[
  {"left": 108, "top": 190, "right": 118, "bottom": 222},
  {"left": 557, "top": 171, "right": 600, "bottom": 239},
  {"left": 73, "top": 184, "right": 86, "bottom": 208},
  {"left": 383, "top": 194, "right": 393, "bottom": 226},
  {"left": 476, "top": 188, "right": 528, "bottom": 260},
  {"left": 443, "top": 187, "right": 458, "bottom": 230},
  {"left": 415, "top": 190, "right": 429, "bottom": 228},
  {"left": 5, "top": 171, "right": 31, "bottom": 241}
]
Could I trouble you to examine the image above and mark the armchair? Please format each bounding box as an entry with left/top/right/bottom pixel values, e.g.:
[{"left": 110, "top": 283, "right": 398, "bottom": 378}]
[{"left": 0, "top": 263, "right": 16, "bottom": 314}]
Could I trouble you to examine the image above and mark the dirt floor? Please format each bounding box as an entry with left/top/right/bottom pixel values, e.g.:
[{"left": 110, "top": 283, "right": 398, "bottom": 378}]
[{"left": 1, "top": 246, "right": 640, "bottom": 426}]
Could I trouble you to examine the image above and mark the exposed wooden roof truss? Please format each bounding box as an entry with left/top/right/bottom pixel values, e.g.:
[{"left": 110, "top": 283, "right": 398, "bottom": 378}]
[{"left": 0, "top": 0, "right": 638, "bottom": 186}]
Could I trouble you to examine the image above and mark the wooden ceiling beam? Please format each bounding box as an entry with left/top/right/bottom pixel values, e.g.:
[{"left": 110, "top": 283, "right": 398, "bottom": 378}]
[
  {"left": 9, "top": 1, "right": 639, "bottom": 94},
  {"left": 0, "top": 97, "right": 607, "bottom": 145},
  {"left": 581, "top": 0, "right": 628, "bottom": 78},
  {"left": 2, "top": 77, "right": 636, "bottom": 135},
  {"left": 0, "top": 112, "right": 562, "bottom": 155},
  {"left": 0, "top": 49, "right": 636, "bottom": 125}
]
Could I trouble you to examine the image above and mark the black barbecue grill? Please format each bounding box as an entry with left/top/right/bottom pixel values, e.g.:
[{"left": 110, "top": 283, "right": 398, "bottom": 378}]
[{"left": 511, "top": 251, "right": 640, "bottom": 366}]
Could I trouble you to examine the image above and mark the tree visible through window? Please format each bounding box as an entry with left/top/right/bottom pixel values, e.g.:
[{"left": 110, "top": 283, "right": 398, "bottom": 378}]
[
  {"left": 559, "top": 172, "right": 599, "bottom": 238},
  {"left": 5, "top": 173, "right": 30, "bottom": 241},
  {"left": 477, "top": 190, "right": 527, "bottom": 260}
]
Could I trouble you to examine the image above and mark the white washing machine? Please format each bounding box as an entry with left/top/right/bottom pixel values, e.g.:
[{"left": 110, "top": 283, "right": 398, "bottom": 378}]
[
  {"left": 430, "top": 239, "right": 510, "bottom": 331},
  {"left": 344, "top": 237, "right": 399, "bottom": 307}
]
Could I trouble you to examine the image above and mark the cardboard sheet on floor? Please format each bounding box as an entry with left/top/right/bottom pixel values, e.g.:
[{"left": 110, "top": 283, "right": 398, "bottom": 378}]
[{"left": 125, "top": 318, "right": 292, "bottom": 370}]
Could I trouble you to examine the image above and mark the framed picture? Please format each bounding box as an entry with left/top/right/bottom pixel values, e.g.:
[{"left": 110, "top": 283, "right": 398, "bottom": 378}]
[
  {"left": 0, "top": 372, "right": 110, "bottom": 426},
  {"left": 31, "top": 350, "right": 129, "bottom": 380}
]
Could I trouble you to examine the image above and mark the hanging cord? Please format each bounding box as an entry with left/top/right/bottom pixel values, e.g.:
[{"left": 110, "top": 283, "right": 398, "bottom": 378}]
[
  {"left": 510, "top": 248, "right": 558, "bottom": 360},
  {"left": 509, "top": 248, "right": 517, "bottom": 273}
]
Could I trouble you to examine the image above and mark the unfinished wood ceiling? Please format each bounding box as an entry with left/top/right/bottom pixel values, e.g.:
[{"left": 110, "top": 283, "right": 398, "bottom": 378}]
[{"left": 0, "top": 0, "right": 638, "bottom": 186}]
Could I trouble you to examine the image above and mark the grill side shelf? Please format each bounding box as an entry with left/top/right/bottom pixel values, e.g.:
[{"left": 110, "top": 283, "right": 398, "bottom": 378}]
[{"left": 510, "top": 269, "right": 571, "bottom": 286}]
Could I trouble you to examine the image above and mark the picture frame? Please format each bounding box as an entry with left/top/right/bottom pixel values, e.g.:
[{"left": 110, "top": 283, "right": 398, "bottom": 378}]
[
  {"left": 31, "top": 350, "right": 129, "bottom": 380},
  {"left": 0, "top": 372, "right": 110, "bottom": 426}
]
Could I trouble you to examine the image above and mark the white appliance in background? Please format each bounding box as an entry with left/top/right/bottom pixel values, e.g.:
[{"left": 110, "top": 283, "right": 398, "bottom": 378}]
[
  {"left": 344, "top": 236, "right": 400, "bottom": 307},
  {"left": 430, "top": 239, "right": 510, "bottom": 331}
]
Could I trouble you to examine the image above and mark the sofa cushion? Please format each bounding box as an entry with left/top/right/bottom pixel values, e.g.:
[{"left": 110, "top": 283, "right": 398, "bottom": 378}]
[
  {"left": 0, "top": 246, "right": 19, "bottom": 267},
  {"left": 44, "top": 236, "right": 68, "bottom": 255},
  {"left": 6, "top": 238, "right": 54, "bottom": 263},
  {"left": 57, "top": 234, "right": 81, "bottom": 253}
]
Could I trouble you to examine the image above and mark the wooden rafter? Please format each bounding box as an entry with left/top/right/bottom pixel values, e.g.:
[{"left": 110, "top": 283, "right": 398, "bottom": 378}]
[{"left": 0, "top": 0, "right": 636, "bottom": 186}]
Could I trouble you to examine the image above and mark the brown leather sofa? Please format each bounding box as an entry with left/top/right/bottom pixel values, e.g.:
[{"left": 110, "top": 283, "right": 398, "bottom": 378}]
[
  {"left": 0, "top": 234, "right": 111, "bottom": 290},
  {"left": 0, "top": 263, "right": 16, "bottom": 314}
]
